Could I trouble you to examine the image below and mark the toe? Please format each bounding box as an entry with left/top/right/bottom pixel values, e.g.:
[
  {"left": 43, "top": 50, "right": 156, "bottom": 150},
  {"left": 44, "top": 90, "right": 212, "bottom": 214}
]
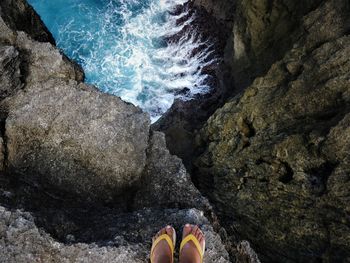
[
  {"left": 192, "top": 225, "right": 199, "bottom": 236},
  {"left": 165, "top": 225, "right": 173, "bottom": 239},
  {"left": 195, "top": 227, "right": 203, "bottom": 239},
  {"left": 160, "top": 227, "right": 166, "bottom": 235},
  {"left": 183, "top": 224, "right": 192, "bottom": 239}
]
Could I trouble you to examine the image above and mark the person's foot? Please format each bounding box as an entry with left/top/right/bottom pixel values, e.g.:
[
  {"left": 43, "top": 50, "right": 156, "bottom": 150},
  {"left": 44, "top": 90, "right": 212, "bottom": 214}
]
[
  {"left": 179, "top": 224, "right": 205, "bottom": 263},
  {"left": 151, "top": 225, "right": 175, "bottom": 263}
]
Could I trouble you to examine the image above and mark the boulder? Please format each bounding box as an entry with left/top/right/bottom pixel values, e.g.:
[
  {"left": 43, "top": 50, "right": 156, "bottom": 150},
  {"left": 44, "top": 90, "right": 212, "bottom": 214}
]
[
  {"left": 4, "top": 77, "right": 150, "bottom": 202},
  {"left": 0, "top": 19, "right": 150, "bottom": 202}
]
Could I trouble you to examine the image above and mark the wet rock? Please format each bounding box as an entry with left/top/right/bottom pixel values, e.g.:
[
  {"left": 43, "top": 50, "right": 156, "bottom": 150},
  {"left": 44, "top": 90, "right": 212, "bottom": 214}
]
[
  {"left": 153, "top": 2, "right": 233, "bottom": 170},
  {"left": 193, "top": 0, "right": 235, "bottom": 23}
]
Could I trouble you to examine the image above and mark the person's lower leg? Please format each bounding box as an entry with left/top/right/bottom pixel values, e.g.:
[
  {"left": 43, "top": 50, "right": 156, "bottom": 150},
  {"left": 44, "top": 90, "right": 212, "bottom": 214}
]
[{"left": 153, "top": 254, "right": 172, "bottom": 263}]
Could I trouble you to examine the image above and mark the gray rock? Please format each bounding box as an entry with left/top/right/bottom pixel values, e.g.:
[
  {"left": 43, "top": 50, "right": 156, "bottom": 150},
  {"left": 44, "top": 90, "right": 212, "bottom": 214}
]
[
  {"left": 0, "top": 137, "right": 4, "bottom": 172},
  {"left": 236, "top": 241, "right": 261, "bottom": 263},
  {"left": 0, "top": 205, "right": 147, "bottom": 263},
  {"left": 4, "top": 78, "right": 150, "bottom": 201},
  {"left": 0, "top": 1, "right": 238, "bottom": 262},
  {"left": 0, "top": 205, "right": 230, "bottom": 263},
  {"left": 0, "top": 45, "right": 22, "bottom": 100},
  {"left": 14, "top": 31, "right": 84, "bottom": 84},
  {"left": 0, "top": 0, "right": 55, "bottom": 44},
  {"left": 0, "top": 19, "right": 150, "bottom": 202},
  {"left": 0, "top": 16, "right": 16, "bottom": 44},
  {"left": 134, "top": 131, "right": 210, "bottom": 210}
]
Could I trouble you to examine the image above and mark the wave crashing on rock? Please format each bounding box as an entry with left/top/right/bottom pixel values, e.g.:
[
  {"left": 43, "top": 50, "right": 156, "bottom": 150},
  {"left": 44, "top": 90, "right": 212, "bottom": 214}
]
[{"left": 27, "top": 0, "right": 219, "bottom": 121}]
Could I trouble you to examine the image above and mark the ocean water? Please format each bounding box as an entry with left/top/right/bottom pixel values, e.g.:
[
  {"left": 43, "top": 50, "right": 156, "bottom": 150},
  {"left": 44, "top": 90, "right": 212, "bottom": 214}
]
[{"left": 27, "top": 0, "right": 217, "bottom": 121}]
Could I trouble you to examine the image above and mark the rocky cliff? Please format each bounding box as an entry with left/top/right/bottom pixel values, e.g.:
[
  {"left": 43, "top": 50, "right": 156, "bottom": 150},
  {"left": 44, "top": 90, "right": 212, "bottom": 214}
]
[
  {"left": 1, "top": 0, "right": 349, "bottom": 262},
  {"left": 0, "top": 0, "right": 240, "bottom": 262},
  {"left": 190, "top": 0, "right": 350, "bottom": 262}
]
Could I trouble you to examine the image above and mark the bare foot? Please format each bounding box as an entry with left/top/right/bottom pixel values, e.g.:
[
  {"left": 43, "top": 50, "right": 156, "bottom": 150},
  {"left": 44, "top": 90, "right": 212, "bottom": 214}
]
[
  {"left": 179, "top": 224, "right": 205, "bottom": 263},
  {"left": 151, "top": 225, "right": 175, "bottom": 263}
]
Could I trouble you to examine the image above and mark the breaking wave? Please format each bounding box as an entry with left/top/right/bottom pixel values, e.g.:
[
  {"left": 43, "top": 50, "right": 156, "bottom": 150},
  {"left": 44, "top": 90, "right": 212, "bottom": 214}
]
[{"left": 28, "top": 0, "right": 218, "bottom": 121}]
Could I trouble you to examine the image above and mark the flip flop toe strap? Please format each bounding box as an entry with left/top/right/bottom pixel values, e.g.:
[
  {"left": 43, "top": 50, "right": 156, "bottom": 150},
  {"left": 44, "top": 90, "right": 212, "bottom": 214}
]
[
  {"left": 151, "top": 234, "right": 174, "bottom": 263},
  {"left": 180, "top": 234, "right": 204, "bottom": 262}
]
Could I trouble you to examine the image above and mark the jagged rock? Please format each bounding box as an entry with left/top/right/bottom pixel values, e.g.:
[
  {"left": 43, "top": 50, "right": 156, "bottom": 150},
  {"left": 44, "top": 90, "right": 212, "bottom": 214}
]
[
  {"left": 153, "top": 3, "right": 233, "bottom": 170},
  {"left": 0, "top": 205, "right": 230, "bottom": 263},
  {"left": 134, "top": 131, "right": 210, "bottom": 210},
  {"left": 230, "top": 0, "right": 327, "bottom": 89},
  {"left": 0, "top": 45, "right": 22, "bottom": 99},
  {"left": 0, "top": 16, "right": 16, "bottom": 44},
  {"left": 236, "top": 241, "right": 261, "bottom": 263},
  {"left": 0, "top": 0, "right": 55, "bottom": 44},
  {"left": 0, "top": 205, "right": 147, "bottom": 263},
  {"left": 0, "top": 137, "right": 4, "bottom": 172},
  {"left": 194, "top": 0, "right": 350, "bottom": 261},
  {"left": 13, "top": 31, "right": 84, "bottom": 84},
  {"left": 0, "top": 1, "right": 232, "bottom": 262},
  {"left": 0, "top": 17, "right": 150, "bottom": 202},
  {"left": 193, "top": 0, "right": 235, "bottom": 23},
  {"left": 4, "top": 77, "right": 150, "bottom": 202}
]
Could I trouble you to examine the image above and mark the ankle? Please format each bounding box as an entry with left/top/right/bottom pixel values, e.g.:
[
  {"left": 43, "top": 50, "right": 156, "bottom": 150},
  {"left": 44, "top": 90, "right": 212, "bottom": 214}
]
[
  {"left": 154, "top": 254, "right": 172, "bottom": 263},
  {"left": 179, "top": 254, "right": 197, "bottom": 263}
]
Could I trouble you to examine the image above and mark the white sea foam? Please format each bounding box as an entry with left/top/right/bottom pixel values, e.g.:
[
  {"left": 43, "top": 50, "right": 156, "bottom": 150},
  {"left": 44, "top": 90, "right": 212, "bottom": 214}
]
[{"left": 54, "top": 0, "right": 218, "bottom": 122}]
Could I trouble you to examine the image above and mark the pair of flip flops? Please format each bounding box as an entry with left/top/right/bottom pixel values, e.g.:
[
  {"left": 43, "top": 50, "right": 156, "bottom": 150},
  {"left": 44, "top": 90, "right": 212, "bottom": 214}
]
[{"left": 150, "top": 226, "right": 205, "bottom": 263}]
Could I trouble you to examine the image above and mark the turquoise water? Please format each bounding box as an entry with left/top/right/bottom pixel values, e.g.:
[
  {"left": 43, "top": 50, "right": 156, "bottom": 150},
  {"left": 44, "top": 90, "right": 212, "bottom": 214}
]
[{"left": 28, "top": 0, "right": 216, "bottom": 121}]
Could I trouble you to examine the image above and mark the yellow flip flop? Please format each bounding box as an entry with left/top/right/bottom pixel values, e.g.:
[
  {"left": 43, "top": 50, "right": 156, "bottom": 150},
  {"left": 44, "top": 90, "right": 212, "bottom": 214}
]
[
  {"left": 180, "top": 229, "right": 206, "bottom": 263},
  {"left": 150, "top": 227, "right": 176, "bottom": 263}
]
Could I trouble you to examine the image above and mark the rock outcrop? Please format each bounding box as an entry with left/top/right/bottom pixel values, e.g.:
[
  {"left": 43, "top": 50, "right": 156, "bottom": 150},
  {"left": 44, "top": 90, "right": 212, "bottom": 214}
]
[
  {"left": 193, "top": 0, "right": 350, "bottom": 262},
  {"left": 3, "top": 0, "right": 349, "bottom": 262},
  {"left": 0, "top": 46, "right": 22, "bottom": 100},
  {"left": 0, "top": 205, "right": 230, "bottom": 263},
  {"left": 0, "top": 0, "right": 232, "bottom": 262},
  {"left": 134, "top": 132, "right": 210, "bottom": 210},
  {"left": 0, "top": 0, "right": 55, "bottom": 44},
  {"left": 5, "top": 78, "right": 150, "bottom": 202},
  {"left": 0, "top": 16, "right": 150, "bottom": 202}
]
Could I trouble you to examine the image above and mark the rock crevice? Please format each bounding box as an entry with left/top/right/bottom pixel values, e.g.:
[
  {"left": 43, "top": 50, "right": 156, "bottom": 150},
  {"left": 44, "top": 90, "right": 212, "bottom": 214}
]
[{"left": 0, "top": 1, "right": 233, "bottom": 262}]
